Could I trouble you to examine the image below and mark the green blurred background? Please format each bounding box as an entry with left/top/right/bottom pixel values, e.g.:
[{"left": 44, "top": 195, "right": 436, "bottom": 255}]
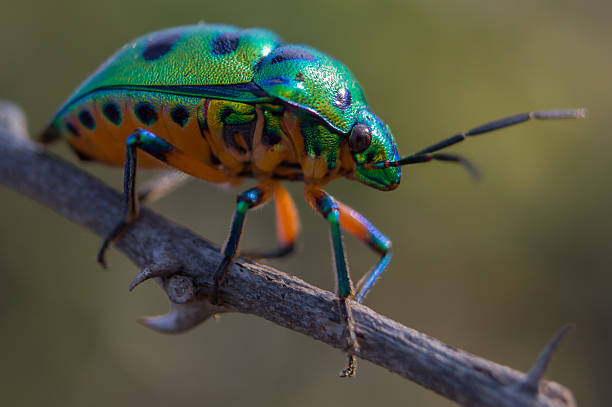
[{"left": 1, "top": 0, "right": 610, "bottom": 405}]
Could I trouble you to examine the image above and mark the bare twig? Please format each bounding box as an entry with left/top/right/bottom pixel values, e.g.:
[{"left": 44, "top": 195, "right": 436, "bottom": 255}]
[{"left": 0, "top": 100, "right": 576, "bottom": 407}]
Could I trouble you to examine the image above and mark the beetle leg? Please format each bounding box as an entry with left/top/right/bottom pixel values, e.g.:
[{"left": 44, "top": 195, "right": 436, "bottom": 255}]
[
  {"left": 210, "top": 181, "right": 276, "bottom": 305},
  {"left": 98, "top": 129, "right": 229, "bottom": 267},
  {"left": 304, "top": 187, "right": 359, "bottom": 377},
  {"left": 241, "top": 184, "right": 300, "bottom": 260},
  {"left": 97, "top": 130, "right": 141, "bottom": 267},
  {"left": 335, "top": 201, "right": 392, "bottom": 304}
]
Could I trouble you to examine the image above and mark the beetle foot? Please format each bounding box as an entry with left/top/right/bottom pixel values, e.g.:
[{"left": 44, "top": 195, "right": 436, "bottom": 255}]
[
  {"left": 339, "top": 354, "right": 357, "bottom": 377},
  {"left": 129, "top": 258, "right": 182, "bottom": 291},
  {"left": 338, "top": 298, "right": 359, "bottom": 377}
]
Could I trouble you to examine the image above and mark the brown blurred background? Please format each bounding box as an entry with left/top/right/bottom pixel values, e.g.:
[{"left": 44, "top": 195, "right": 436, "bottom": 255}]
[{"left": 1, "top": 0, "right": 610, "bottom": 405}]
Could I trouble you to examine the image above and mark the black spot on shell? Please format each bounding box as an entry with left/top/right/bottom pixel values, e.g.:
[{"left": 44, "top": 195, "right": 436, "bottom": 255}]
[
  {"left": 142, "top": 31, "right": 181, "bottom": 61},
  {"left": 135, "top": 103, "right": 157, "bottom": 125},
  {"left": 170, "top": 105, "right": 190, "bottom": 127},
  {"left": 270, "top": 47, "right": 316, "bottom": 64},
  {"left": 78, "top": 110, "right": 95, "bottom": 129},
  {"left": 103, "top": 102, "right": 121, "bottom": 125},
  {"left": 211, "top": 32, "right": 240, "bottom": 55},
  {"left": 66, "top": 122, "right": 80, "bottom": 137},
  {"left": 333, "top": 87, "right": 351, "bottom": 111}
]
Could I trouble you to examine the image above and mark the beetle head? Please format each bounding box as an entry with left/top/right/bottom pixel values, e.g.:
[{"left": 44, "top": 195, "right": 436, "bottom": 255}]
[
  {"left": 347, "top": 110, "right": 401, "bottom": 190},
  {"left": 254, "top": 45, "right": 401, "bottom": 190}
]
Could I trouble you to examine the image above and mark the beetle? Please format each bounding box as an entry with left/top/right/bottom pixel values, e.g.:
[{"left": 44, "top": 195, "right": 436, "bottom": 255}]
[{"left": 40, "top": 23, "right": 584, "bottom": 377}]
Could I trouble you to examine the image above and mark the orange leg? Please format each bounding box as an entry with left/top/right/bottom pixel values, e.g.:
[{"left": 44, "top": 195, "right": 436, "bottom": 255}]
[
  {"left": 242, "top": 184, "right": 301, "bottom": 259},
  {"left": 335, "top": 201, "right": 392, "bottom": 303}
]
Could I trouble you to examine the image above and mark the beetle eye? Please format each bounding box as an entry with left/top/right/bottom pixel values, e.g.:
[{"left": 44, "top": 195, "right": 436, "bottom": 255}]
[{"left": 349, "top": 124, "right": 372, "bottom": 154}]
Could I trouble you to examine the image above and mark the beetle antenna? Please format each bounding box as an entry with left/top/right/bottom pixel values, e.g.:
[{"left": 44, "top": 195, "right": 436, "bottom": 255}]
[
  {"left": 366, "top": 108, "right": 586, "bottom": 179},
  {"left": 366, "top": 152, "right": 480, "bottom": 180}
]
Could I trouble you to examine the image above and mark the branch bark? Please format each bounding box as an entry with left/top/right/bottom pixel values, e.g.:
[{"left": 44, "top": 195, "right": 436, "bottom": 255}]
[{"left": 0, "top": 100, "right": 576, "bottom": 407}]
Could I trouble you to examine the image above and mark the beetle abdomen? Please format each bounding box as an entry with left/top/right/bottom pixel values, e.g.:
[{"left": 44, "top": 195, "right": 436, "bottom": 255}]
[
  {"left": 45, "top": 89, "right": 303, "bottom": 181},
  {"left": 48, "top": 90, "right": 215, "bottom": 169}
]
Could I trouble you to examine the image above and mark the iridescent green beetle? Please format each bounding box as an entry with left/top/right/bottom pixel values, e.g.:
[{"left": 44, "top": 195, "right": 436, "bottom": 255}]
[{"left": 40, "top": 23, "right": 585, "bottom": 377}]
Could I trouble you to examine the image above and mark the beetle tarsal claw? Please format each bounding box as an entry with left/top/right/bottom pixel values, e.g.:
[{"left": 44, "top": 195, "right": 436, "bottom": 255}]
[
  {"left": 129, "top": 259, "right": 182, "bottom": 291},
  {"left": 339, "top": 354, "right": 357, "bottom": 378},
  {"left": 138, "top": 300, "right": 221, "bottom": 334}
]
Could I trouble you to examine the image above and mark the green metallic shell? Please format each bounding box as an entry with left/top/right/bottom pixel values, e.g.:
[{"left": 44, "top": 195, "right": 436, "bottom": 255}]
[
  {"left": 54, "top": 24, "right": 371, "bottom": 137},
  {"left": 254, "top": 45, "right": 367, "bottom": 134},
  {"left": 57, "top": 24, "right": 283, "bottom": 115}
]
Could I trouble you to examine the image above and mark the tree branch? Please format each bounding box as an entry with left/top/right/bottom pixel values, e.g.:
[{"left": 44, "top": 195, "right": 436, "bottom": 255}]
[{"left": 0, "top": 100, "right": 576, "bottom": 407}]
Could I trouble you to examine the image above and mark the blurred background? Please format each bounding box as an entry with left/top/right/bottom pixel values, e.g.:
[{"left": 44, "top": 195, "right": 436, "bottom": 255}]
[{"left": 1, "top": 0, "right": 610, "bottom": 405}]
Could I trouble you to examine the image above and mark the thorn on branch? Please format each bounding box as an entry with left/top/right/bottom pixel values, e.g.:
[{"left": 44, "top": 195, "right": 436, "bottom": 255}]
[
  {"left": 137, "top": 300, "right": 222, "bottom": 334},
  {"left": 130, "top": 258, "right": 224, "bottom": 333},
  {"left": 518, "top": 324, "right": 573, "bottom": 394},
  {"left": 129, "top": 258, "right": 182, "bottom": 291}
]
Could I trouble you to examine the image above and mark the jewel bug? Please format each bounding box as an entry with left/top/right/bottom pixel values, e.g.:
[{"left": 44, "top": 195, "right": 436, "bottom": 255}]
[{"left": 40, "top": 23, "right": 585, "bottom": 377}]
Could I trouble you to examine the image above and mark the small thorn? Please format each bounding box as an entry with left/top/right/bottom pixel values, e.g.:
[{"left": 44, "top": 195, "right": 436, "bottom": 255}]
[
  {"left": 129, "top": 268, "right": 155, "bottom": 291},
  {"left": 128, "top": 259, "right": 182, "bottom": 291},
  {"left": 520, "top": 324, "right": 573, "bottom": 393},
  {"left": 138, "top": 301, "right": 220, "bottom": 334}
]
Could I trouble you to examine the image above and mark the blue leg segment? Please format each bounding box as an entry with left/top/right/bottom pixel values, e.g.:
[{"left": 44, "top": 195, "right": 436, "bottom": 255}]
[
  {"left": 211, "top": 185, "right": 274, "bottom": 305},
  {"left": 334, "top": 200, "right": 392, "bottom": 304},
  {"left": 355, "top": 251, "right": 392, "bottom": 304},
  {"left": 97, "top": 129, "right": 173, "bottom": 267},
  {"left": 308, "top": 191, "right": 353, "bottom": 299},
  {"left": 305, "top": 188, "right": 359, "bottom": 377}
]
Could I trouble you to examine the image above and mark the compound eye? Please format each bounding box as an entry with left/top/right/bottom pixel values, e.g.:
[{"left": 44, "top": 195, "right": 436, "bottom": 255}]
[{"left": 349, "top": 124, "right": 372, "bottom": 154}]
